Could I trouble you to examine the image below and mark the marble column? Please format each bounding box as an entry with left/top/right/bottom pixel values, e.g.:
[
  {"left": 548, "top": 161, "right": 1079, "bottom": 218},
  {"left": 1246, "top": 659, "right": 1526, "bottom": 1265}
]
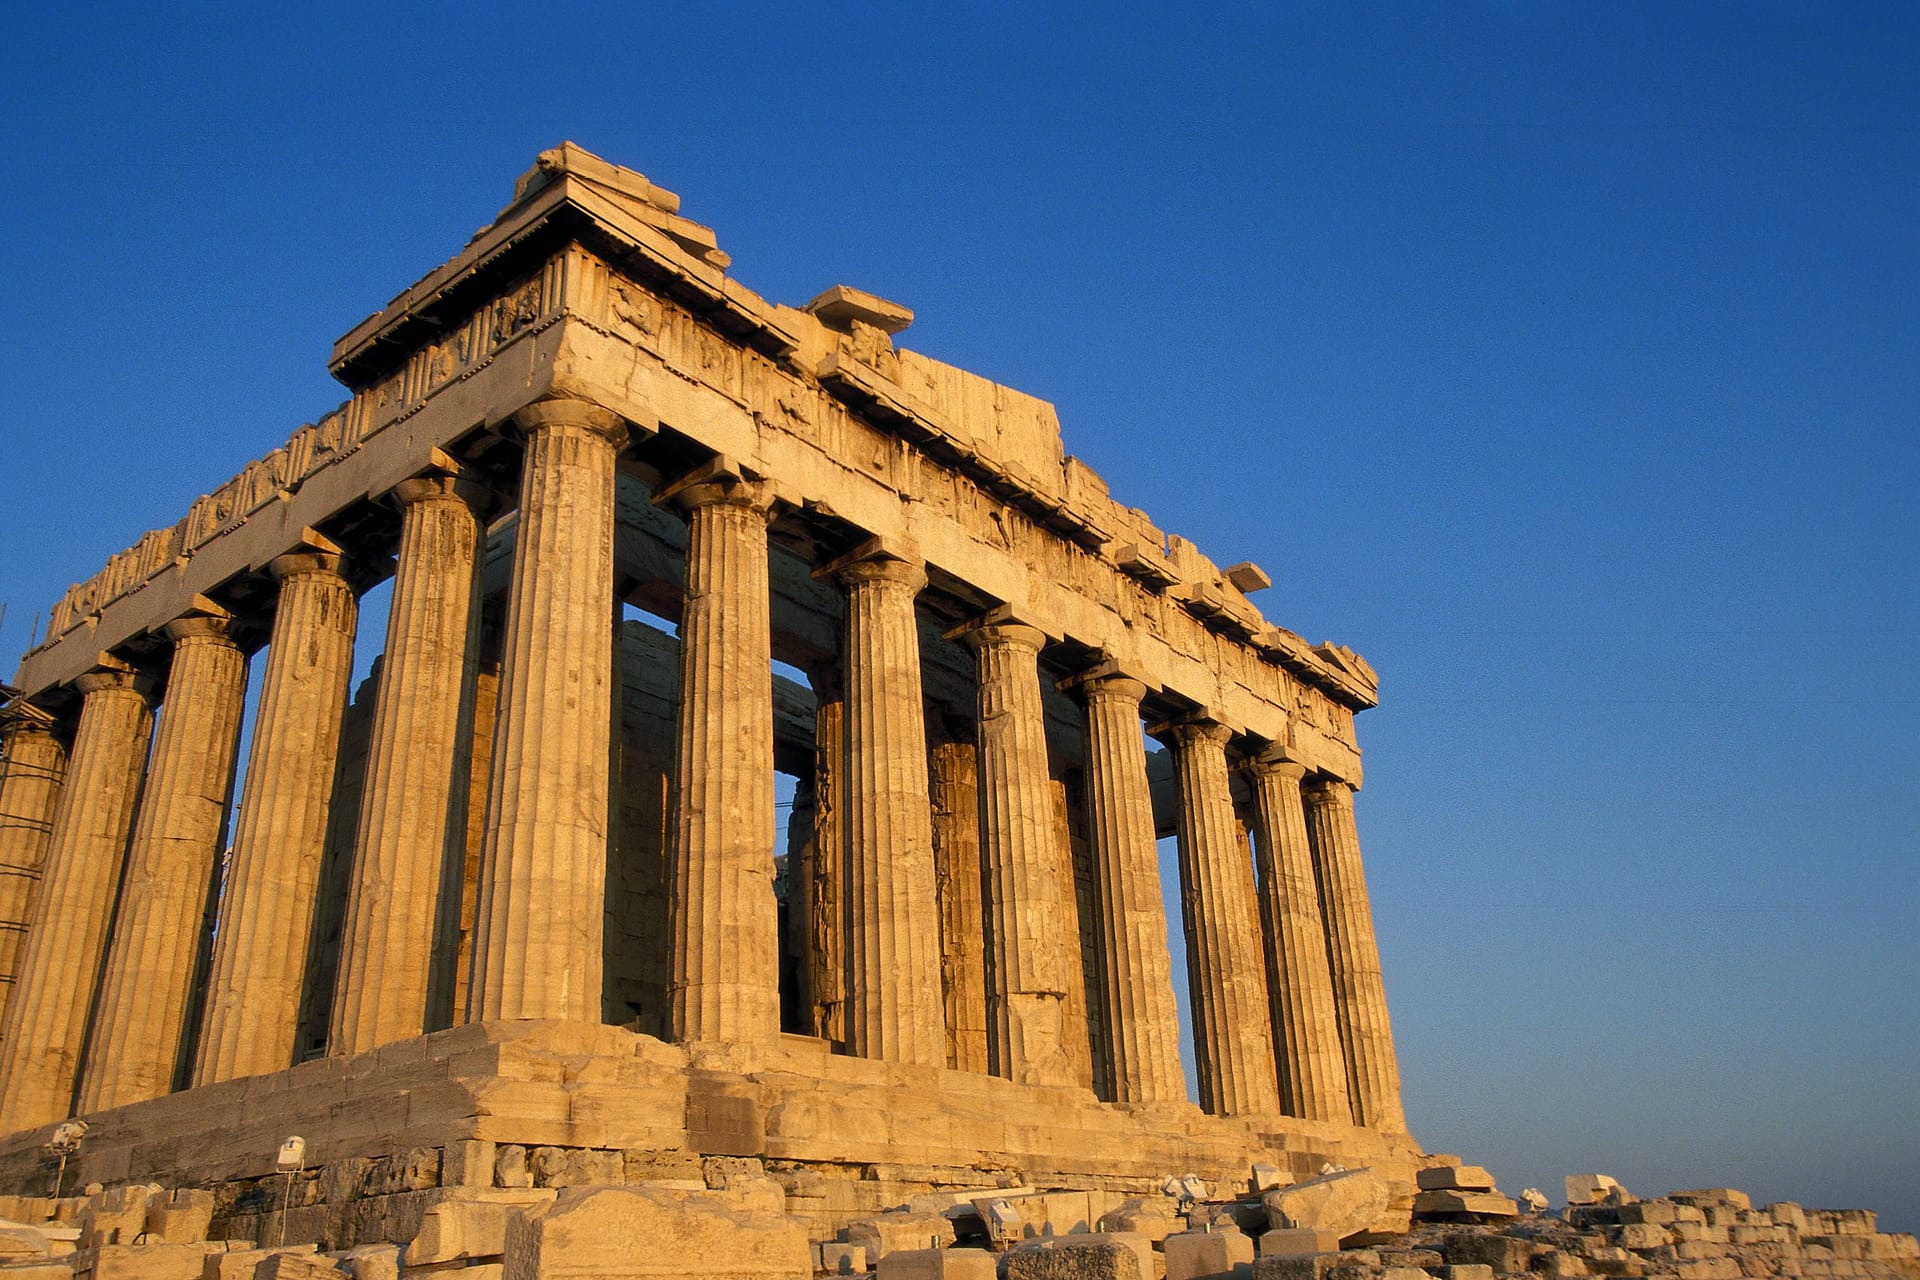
[
  {"left": 662, "top": 464, "right": 779, "bottom": 1044},
  {"left": 1244, "top": 754, "right": 1353, "bottom": 1122},
  {"left": 469, "top": 400, "right": 626, "bottom": 1023},
  {"left": 1070, "top": 672, "right": 1186, "bottom": 1105},
  {"left": 832, "top": 548, "right": 942, "bottom": 1066},
  {"left": 929, "top": 738, "right": 989, "bottom": 1073},
  {"left": 195, "top": 549, "right": 358, "bottom": 1085},
  {"left": 1160, "top": 718, "right": 1280, "bottom": 1117},
  {"left": 1304, "top": 778, "right": 1406, "bottom": 1131},
  {"left": 0, "top": 665, "right": 154, "bottom": 1130},
  {"left": 330, "top": 474, "right": 488, "bottom": 1054},
  {"left": 954, "top": 619, "right": 1077, "bottom": 1086},
  {"left": 81, "top": 615, "right": 248, "bottom": 1111},
  {"left": 0, "top": 721, "right": 67, "bottom": 1032},
  {"left": 803, "top": 669, "right": 847, "bottom": 1043}
]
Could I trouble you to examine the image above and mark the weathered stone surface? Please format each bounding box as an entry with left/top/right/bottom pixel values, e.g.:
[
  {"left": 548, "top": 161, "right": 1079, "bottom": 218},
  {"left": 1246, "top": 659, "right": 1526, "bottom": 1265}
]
[
  {"left": 1412, "top": 1190, "right": 1517, "bottom": 1218},
  {"left": 1258, "top": 1228, "right": 1344, "bottom": 1257},
  {"left": 1005, "top": 1234, "right": 1152, "bottom": 1279},
  {"left": 847, "top": 1209, "right": 955, "bottom": 1260},
  {"left": 501, "top": 1185, "right": 809, "bottom": 1278},
  {"left": 1445, "top": 1234, "right": 1536, "bottom": 1271},
  {"left": 880, "top": 1246, "right": 1000, "bottom": 1279},
  {"left": 1672, "top": 1190, "right": 1752, "bottom": 1213},
  {"left": 1566, "top": 1175, "right": 1628, "bottom": 1206},
  {"left": 1165, "top": 1225, "right": 1256, "bottom": 1280},
  {"left": 1416, "top": 1166, "right": 1496, "bottom": 1192},
  {"left": 1265, "top": 1169, "right": 1394, "bottom": 1239},
  {"left": 1098, "top": 1196, "right": 1181, "bottom": 1242}
]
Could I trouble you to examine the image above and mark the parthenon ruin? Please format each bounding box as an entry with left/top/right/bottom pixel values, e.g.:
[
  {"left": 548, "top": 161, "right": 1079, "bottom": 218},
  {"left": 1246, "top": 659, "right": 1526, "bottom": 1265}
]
[{"left": 0, "top": 144, "right": 1417, "bottom": 1240}]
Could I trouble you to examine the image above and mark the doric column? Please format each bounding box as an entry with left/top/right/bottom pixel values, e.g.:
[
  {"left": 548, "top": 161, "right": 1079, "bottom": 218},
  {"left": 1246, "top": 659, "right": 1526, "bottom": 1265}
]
[
  {"left": 0, "top": 664, "right": 153, "bottom": 1130},
  {"left": 929, "top": 738, "right": 989, "bottom": 1073},
  {"left": 1067, "top": 671, "right": 1185, "bottom": 1105},
  {"left": 195, "top": 548, "right": 358, "bottom": 1085},
  {"left": 0, "top": 720, "right": 67, "bottom": 1033},
  {"left": 469, "top": 400, "right": 628, "bottom": 1023},
  {"left": 1158, "top": 717, "right": 1280, "bottom": 1117},
  {"left": 1244, "top": 754, "right": 1353, "bottom": 1122},
  {"left": 801, "top": 667, "right": 847, "bottom": 1043},
  {"left": 1303, "top": 778, "right": 1406, "bottom": 1131},
  {"left": 81, "top": 614, "right": 247, "bottom": 1111},
  {"left": 952, "top": 617, "right": 1077, "bottom": 1087},
  {"left": 828, "top": 544, "right": 942, "bottom": 1065},
  {"left": 660, "top": 461, "right": 779, "bottom": 1044},
  {"left": 330, "top": 473, "right": 488, "bottom": 1055}
]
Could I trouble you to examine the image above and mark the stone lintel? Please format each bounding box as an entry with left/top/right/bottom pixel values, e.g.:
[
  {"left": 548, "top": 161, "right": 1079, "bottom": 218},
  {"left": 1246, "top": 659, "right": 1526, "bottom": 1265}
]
[
  {"left": 1055, "top": 657, "right": 1156, "bottom": 697},
  {"left": 1224, "top": 561, "right": 1272, "bottom": 593}
]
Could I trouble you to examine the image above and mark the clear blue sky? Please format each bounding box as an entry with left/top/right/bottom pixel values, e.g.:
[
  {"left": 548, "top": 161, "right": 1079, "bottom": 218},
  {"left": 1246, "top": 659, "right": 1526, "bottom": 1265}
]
[{"left": 2, "top": 2, "right": 1914, "bottom": 1231}]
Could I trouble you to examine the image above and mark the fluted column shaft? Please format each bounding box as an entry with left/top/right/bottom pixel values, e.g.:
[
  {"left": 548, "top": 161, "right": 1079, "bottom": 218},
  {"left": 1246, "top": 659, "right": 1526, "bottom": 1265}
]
[
  {"left": 930, "top": 739, "right": 989, "bottom": 1073},
  {"left": 195, "top": 552, "right": 357, "bottom": 1085},
  {"left": 0, "top": 669, "right": 153, "bottom": 1129},
  {"left": 1245, "top": 757, "right": 1353, "bottom": 1122},
  {"left": 805, "top": 679, "right": 847, "bottom": 1043},
  {"left": 666, "top": 476, "right": 778, "bottom": 1043},
  {"left": 1304, "top": 778, "right": 1406, "bottom": 1131},
  {"left": 1076, "top": 675, "right": 1185, "bottom": 1104},
  {"left": 469, "top": 401, "right": 625, "bottom": 1023},
  {"left": 0, "top": 724, "right": 66, "bottom": 1032},
  {"left": 81, "top": 619, "right": 247, "bottom": 1110},
  {"left": 1163, "top": 719, "right": 1280, "bottom": 1117},
  {"left": 958, "top": 622, "right": 1076, "bottom": 1086},
  {"left": 837, "top": 556, "right": 943, "bottom": 1065},
  {"left": 331, "top": 476, "right": 487, "bottom": 1054}
]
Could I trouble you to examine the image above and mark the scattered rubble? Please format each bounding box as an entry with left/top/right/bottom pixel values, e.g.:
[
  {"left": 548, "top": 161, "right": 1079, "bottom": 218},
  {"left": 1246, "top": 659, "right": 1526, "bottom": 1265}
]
[{"left": 0, "top": 1166, "right": 1907, "bottom": 1279}]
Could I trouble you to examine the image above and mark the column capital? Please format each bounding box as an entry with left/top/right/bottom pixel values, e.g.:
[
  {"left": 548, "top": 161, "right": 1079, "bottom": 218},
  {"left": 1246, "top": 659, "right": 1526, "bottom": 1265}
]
[
  {"left": 1147, "top": 713, "right": 1234, "bottom": 751},
  {"left": 512, "top": 397, "right": 629, "bottom": 446},
  {"left": 162, "top": 613, "right": 237, "bottom": 645},
  {"left": 71, "top": 660, "right": 155, "bottom": 702},
  {"left": 1303, "top": 776, "right": 1356, "bottom": 806},
  {"left": 389, "top": 469, "right": 501, "bottom": 520},
  {"left": 817, "top": 536, "right": 925, "bottom": 592},
  {"left": 944, "top": 604, "right": 1050, "bottom": 653},
  {"left": 1243, "top": 749, "right": 1308, "bottom": 783},
  {"left": 1056, "top": 657, "right": 1151, "bottom": 703},
  {"left": 655, "top": 456, "right": 779, "bottom": 518}
]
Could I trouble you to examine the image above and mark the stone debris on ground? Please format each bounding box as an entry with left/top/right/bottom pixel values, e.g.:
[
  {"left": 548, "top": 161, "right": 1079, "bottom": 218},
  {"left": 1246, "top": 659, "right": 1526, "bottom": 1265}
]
[{"left": 0, "top": 1168, "right": 1906, "bottom": 1280}]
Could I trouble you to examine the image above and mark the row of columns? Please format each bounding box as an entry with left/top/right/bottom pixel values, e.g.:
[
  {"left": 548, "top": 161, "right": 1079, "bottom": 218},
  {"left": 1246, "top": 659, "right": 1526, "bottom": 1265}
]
[{"left": 0, "top": 395, "right": 1403, "bottom": 1137}]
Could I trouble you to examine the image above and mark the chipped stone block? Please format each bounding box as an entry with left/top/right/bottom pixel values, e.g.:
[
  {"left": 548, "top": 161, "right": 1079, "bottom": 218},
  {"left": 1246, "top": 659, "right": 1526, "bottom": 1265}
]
[
  {"left": 445, "top": 1140, "right": 497, "bottom": 1188},
  {"left": 1669, "top": 1191, "right": 1750, "bottom": 1213},
  {"left": 1005, "top": 1234, "right": 1152, "bottom": 1279},
  {"left": 255, "top": 1252, "right": 344, "bottom": 1279},
  {"left": 1251, "top": 1165, "right": 1289, "bottom": 1194},
  {"left": 1164, "top": 1226, "right": 1255, "bottom": 1280},
  {"left": 1264, "top": 1169, "right": 1393, "bottom": 1240},
  {"left": 336, "top": 1242, "right": 401, "bottom": 1280},
  {"left": 1416, "top": 1167, "right": 1497, "bottom": 1192},
  {"left": 79, "top": 1183, "right": 162, "bottom": 1248},
  {"left": 878, "top": 1246, "right": 1000, "bottom": 1279},
  {"left": 502, "top": 1185, "right": 810, "bottom": 1278},
  {"left": 1375, "top": 1249, "right": 1442, "bottom": 1269},
  {"left": 848, "top": 1209, "right": 955, "bottom": 1260},
  {"left": 815, "top": 1241, "right": 869, "bottom": 1275},
  {"left": 1618, "top": 1204, "right": 1679, "bottom": 1227},
  {"left": 1256, "top": 1229, "right": 1342, "bottom": 1258},
  {"left": 145, "top": 1188, "right": 216, "bottom": 1244},
  {"left": 201, "top": 1246, "right": 318, "bottom": 1280},
  {"left": 1565, "top": 1176, "right": 1627, "bottom": 1207},
  {"left": 0, "top": 1225, "right": 52, "bottom": 1257},
  {"left": 1098, "top": 1196, "right": 1180, "bottom": 1243},
  {"left": 1445, "top": 1234, "right": 1535, "bottom": 1271},
  {"left": 496, "top": 1144, "right": 531, "bottom": 1189},
  {"left": 1430, "top": 1267, "right": 1494, "bottom": 1280},
  {"left": 1412, "top": 1191, "right": 1517, "bottom": 1219},
  {"left": 1613, "top": 1224, "right": 1671, "bottom": 1250},
  {"left": 1766, "top": 1202, "right": 1808, "bottom": 1233}
]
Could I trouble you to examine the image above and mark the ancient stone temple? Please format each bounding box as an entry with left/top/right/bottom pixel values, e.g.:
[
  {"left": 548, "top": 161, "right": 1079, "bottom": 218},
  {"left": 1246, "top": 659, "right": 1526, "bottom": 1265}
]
[{"left": 0, "top": 144, "right": 1416, "bottom": 1247}]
